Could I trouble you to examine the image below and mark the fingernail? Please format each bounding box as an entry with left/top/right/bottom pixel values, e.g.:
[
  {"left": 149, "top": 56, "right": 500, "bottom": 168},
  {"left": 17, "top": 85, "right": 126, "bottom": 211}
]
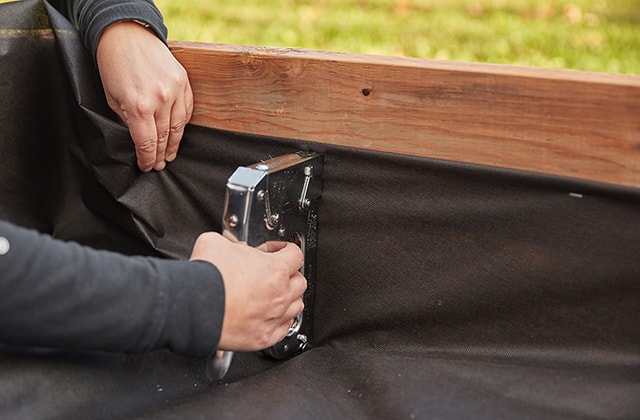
[
  {"left": 154, "top": 161, "right": 166, "bottom": 171},
  {"left": 166, "top": 153, "right": 177, "bottom": 162},
  {"left": 139, "top": 164, "right": 152, "bottom": 173}
]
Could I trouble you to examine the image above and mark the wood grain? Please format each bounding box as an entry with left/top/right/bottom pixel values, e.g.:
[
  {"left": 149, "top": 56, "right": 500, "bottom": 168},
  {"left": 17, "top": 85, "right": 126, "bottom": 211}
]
[{"left": 170, "top": 40, "right": 640, "bottom": 188}]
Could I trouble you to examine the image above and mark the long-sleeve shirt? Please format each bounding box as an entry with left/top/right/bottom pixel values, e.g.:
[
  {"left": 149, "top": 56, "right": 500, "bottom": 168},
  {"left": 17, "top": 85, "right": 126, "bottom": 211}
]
[
  {"left": 0, "top": 1, "right": 225, "bottom": 356},
  {"left": 47, "top": 0, "right": 168, "bottom": 57},
  {"left": 0, "top": 220, "right": 225, "bottom": 356}
]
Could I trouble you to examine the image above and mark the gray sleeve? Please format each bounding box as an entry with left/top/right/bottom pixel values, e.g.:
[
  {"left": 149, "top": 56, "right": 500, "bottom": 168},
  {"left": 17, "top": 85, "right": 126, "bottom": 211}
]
[
  {"left": 0, "top": 220, "right": 224, "bottom": 357},
  {"left": 47, "top": 0, "right": 168, "bottom": 58}
]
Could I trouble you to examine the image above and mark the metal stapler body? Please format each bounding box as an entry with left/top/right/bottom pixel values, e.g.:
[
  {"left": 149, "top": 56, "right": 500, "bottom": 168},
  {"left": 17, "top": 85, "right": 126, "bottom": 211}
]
[{"left": 205, "top": 151, "right": 323, "bottom": 381}]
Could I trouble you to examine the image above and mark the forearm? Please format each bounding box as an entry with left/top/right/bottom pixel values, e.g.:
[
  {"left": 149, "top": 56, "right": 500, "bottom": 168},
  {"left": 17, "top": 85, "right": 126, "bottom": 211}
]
[
  {"left": 0, "top": 220, "right": 224, "bottom": 356},
  {"left": 46, "top": 0, "right": 168, "bottom": 57}
]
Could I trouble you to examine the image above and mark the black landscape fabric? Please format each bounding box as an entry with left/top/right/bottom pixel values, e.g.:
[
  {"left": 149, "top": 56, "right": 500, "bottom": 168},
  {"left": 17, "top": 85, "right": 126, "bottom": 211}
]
[{"left": 1, "top": 1, "right": 639, "bottom": 419}]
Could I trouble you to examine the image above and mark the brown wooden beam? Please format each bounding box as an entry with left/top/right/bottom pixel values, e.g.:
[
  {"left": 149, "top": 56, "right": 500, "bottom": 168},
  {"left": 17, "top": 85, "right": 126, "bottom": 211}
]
[{"left": 170, "top": 40, "right": 640, "bottom": 189}]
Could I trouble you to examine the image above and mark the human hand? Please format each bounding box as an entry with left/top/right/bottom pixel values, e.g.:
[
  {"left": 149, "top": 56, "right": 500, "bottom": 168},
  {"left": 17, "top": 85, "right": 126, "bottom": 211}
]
[
  {"left": 96, "top": 21, "right": 193, "bottom": 172},
  {"left": 190, "top": 233, "right": 307, "bottom": 352}
]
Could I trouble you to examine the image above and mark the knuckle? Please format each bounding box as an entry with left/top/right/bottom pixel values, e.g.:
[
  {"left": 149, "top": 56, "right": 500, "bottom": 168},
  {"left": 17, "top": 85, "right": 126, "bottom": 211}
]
[
  {"left": 269, "top": 293, "right": 287, "bottom": 312},
  {"left": 137, "top": 138, "right": 156, "bottom": 152},
  {"left": 136, "top": 138, "right": 156, "bottom": 154},
  {"left": 288, "top": 244, "right": 304, "bottom": 267},
  {"left": 170, "top": 120, "right": 186, "bottom": 133},
  {"left": 255, "top": 332, "right": 272, "bottom": 350},
  {"left": 157, "top": 129, "right": 170, "bottom": 143},
  {"left": 174, "top": 68, "right": 189, "bottom": 85},
  {"left": 195, "top": 232, "right": 209, "bottom": 242},
  {"left": 272, "top": 259, "right": 290, "bottom": 279},
  {"left": 129, "top": 99, "right": 154, "bottom": 117},
  {"left": 298, "top": 274, "right": 308, "bottom": 293},
  {"left": 200, "top": 231, "right": 221, "bottom": 245},
  {"left": 155, "top": 86, "right": 173, "bottom": 104}
]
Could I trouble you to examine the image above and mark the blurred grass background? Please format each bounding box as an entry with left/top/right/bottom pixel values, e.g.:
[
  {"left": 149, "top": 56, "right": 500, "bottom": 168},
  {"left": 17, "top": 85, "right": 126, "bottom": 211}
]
[
  {"left": 154, "top": 0, "right": 639, "bottom": 74},
  {"left": 0, "top": 0, "right": 634, "bottom": 73}
]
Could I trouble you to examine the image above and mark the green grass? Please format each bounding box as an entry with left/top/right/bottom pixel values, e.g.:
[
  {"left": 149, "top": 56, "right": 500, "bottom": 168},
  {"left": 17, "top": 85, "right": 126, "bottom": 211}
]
[
  {"left": 1, "top": 0, "right": 635, "bottom": 73},
  {"left": 154, "top": 0, "right": 640, "bottom": 74}
]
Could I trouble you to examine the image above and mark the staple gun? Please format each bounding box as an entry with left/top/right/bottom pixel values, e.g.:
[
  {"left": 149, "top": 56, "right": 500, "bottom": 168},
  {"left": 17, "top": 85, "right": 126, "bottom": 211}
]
[{"left": 205, "top": 151, "right": 323, "bottom": 380}]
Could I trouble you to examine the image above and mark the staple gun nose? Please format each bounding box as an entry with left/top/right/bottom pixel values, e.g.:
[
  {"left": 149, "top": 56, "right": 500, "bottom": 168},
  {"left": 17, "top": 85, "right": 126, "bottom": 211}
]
[{"left": 205, "top": 152, "right": 324, "bottom": 381}]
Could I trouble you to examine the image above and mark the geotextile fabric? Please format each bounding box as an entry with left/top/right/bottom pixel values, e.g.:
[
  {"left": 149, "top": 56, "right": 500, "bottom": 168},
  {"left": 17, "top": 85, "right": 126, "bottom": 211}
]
[{"left": 1, "top": 1, "right": 639, "bottom": 419}]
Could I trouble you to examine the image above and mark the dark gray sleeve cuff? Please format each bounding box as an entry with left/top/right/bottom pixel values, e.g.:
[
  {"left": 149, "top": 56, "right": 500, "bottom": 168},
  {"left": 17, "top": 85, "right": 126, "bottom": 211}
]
[
  {"left": 157, "top": 259, "right": 226, "bottom": 357},
  {"left": 52, "top": 0, "right": 168, "bottom": 58}
]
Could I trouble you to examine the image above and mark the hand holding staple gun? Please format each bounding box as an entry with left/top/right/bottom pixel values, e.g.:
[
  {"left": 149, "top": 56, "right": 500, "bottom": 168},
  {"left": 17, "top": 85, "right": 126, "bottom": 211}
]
[
  {"left": 190, "top": 233, "right": 307, "bottom": 353},
  {"left": 205, "top": 152, "right": 323, "bottom": 380},
  {"left": 0, "top": 1, "right": 305, "bottom": 361},
  {"left": 0, "top": 220, "right": 305, "bottom": 357}
]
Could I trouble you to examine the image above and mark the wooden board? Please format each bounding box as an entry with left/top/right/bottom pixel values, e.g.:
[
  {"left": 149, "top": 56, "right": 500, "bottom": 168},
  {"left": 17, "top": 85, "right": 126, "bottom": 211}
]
[{"left": 169, "top": 41, "right": 640, "bottom": 189}]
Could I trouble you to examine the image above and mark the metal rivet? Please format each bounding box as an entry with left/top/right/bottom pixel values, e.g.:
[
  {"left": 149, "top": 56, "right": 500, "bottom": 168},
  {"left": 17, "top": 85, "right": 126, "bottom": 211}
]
[
  {"left": 265, "top": 214, "right": 279, "bottom": 230},
  {"left": 0, "top": 236, "right": 10, "bottom": 255},
  {"left": 227, "top": 214, "right": 239, "bottom": 228}
]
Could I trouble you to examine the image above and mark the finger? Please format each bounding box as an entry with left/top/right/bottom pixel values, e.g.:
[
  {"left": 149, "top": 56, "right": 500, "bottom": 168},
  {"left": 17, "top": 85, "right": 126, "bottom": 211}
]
[
  {"left": 126, "top": 113, "right": 158, "bottom": 172},
  {"left": 282, "top": 298, "right": 305, "bottom": 321},
  {"left": 272, "top": 319, "right": 295, "bottom": 345},
  {"left": 290, "top": 271, "right": 308, "bottom": 297},
  {"left": 165, "top": 100, "right": 188, "bottom": 163},
  {"left": 260, "top": 241, "right": 304, "bottom": 274},
  {"left": 269, "top": 275, "right": 306, "bottom": 319},
  {"left": 185, "top": 79, "right": 194, "bottom": 122},
  {"left": 154, "top": 113, "right": 170, "bottom": 171},
  {"left": 275, "top": 242, "right": 304, "bottom": 272},
  {"left": 260, "top": 241, "right": 288, "bottom": 253},
  {"left": 166, "top": 73, "right": 193, "bottom": 163}
]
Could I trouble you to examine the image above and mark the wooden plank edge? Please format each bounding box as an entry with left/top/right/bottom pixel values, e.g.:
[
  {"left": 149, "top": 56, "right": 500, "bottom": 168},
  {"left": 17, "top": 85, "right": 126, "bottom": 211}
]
[{"left": 170, "top": 40, "right": 640, "bottom": 189}]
